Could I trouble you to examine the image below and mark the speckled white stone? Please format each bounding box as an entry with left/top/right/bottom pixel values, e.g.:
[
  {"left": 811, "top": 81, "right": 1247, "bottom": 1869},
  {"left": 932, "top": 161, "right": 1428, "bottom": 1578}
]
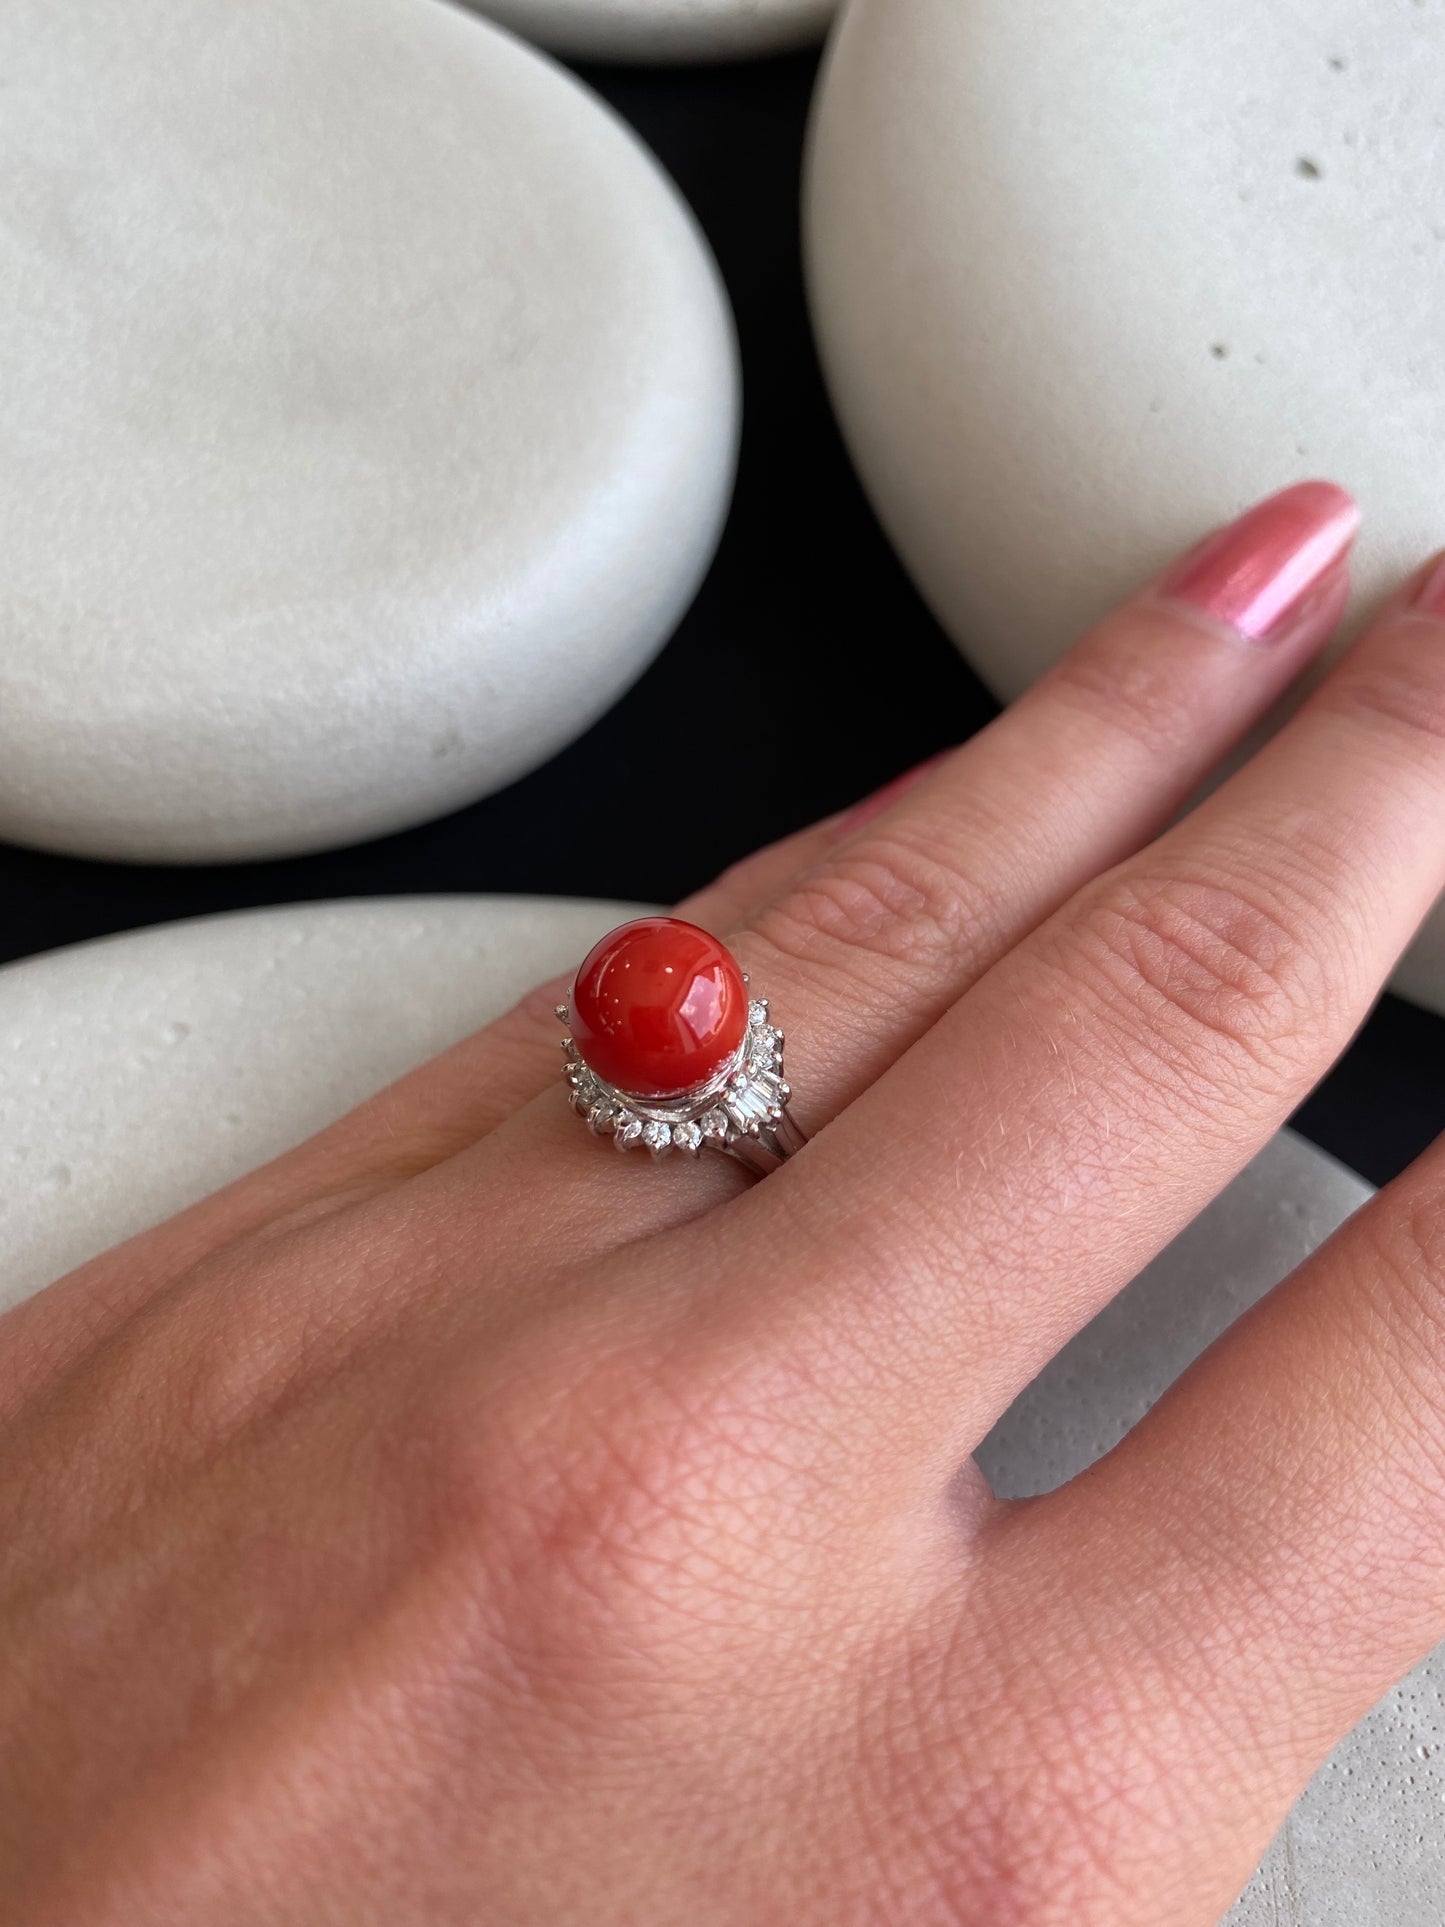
[
  {"left": 806, "top": 0, "right": 1445, "bottom": 1015},
  {"left": 467, "top": 0, "right": 834, "bottom": 64},
  {"left": 0, "top": 0, "right": 737, "bottom": 862}
]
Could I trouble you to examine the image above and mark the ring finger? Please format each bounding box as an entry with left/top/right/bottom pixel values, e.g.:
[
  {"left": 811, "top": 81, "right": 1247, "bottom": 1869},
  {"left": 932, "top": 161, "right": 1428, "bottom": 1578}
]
[{"left": 448, "top": 479, "right": 1358, "bottom": 1261}]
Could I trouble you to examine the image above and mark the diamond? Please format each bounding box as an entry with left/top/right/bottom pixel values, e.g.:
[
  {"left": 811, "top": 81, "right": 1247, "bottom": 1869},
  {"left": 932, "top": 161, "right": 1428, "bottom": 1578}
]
[
  {"left": 672, "top": 1120, "right": 703, "bottom": 1156},
  {"left": 641, "top": 1121, "right": 672, "bottom": 1157},
  {"left": 724, "top": 1083, "right": 772, "bottom": 1131},
  {"left": 700, "top": 1108, "right": 730, "bottom": 1141},
  {"left": 614, "top": 1117, "right": 645, "bottom": 1151}
]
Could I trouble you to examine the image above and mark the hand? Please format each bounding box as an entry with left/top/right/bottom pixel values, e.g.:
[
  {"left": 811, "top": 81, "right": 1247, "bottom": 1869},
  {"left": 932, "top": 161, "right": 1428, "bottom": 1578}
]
[{"left": 6, "top": 480, "right": 1445, "bottom": 1927}]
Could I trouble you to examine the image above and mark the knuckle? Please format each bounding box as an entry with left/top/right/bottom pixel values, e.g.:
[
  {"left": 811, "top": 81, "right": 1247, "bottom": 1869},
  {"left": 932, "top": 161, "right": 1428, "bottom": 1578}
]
[
  {"left": 435, "top": 1331, "right": 782, "bottom": 1659},
  {"left": 1070, "top": 869, "right": 1329, "bottom": 1087},
  {"left": 864, "top": 1587, "right": 1191, "bottom": 1927},
  {"left": 880, "top": 1716, "right": 1169, "bottom": 1927},
  {"left": 1046, "top": 617, "right": 1208, "bottom": 757},
  {"left": 756, "top": 834, "right": 986, "bottom": 985}
]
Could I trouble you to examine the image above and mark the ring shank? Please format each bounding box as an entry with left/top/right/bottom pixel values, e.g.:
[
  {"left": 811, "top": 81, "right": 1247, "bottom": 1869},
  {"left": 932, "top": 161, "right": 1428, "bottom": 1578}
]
[{"left": 714, "top": 1107, "right": 807, "bottom": 1178}]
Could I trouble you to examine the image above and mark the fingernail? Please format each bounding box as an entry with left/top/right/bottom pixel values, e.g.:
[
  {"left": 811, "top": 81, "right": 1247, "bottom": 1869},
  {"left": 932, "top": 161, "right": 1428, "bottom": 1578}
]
[
  {"left": 1410, "top": 550, "right": 1445, "bottom": 617},
  {"left": 1156, "top": 480, "right": 1360, "bottom": 644},
  {"left": 839, "top": 750, "right": 954, "bottom": 834}
]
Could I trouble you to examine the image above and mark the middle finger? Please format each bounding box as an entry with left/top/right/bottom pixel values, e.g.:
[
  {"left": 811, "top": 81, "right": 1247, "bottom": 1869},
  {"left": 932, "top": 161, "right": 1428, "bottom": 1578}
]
[{"left": 729, "top": 538, "right": 1445, "bottom": 1471}]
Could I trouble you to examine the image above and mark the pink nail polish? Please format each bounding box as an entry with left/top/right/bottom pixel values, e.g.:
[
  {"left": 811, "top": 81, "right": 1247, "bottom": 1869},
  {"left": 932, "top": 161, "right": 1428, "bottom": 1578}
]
[
  {"left": 839, "top": 750, "right": 953, "bottom": 834},
  {"left": 1157, "top": 480, "right": 1359, "bottom": 643}
]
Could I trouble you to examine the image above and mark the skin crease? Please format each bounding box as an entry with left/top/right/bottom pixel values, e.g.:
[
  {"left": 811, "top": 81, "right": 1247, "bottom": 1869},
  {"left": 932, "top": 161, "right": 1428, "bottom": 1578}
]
[{"left": 6, "top": 483, "right": 1445, "bottom": 1926}]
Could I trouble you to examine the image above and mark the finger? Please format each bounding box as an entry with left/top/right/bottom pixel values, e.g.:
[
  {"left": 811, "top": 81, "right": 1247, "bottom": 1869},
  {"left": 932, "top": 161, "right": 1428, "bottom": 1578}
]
[
  {"left": 29, "top": 481, "right": 1352, "bottom": 1366},
  {"left": 972, "top": 1129, "right": 1445, "bottom": 1923},
  {"left": 287, "top": 782, "right": 929, "bottom": 1203},
  {"left": 436, "top": 480, "right": 1356, "bottom": 1271},
  {"left": 235, "top": 813, "right": 864, "bottom": 1206},
  {"left": 0, "top": 811, "right": 860, "bottom": 1376},
  {"left": 732, "top": 539, "right": 1445, "bottom": 1470}
]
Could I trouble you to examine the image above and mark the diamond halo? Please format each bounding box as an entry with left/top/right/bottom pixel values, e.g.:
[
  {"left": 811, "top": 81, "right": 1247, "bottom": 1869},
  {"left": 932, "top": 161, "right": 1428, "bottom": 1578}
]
[{"left": 557, "top": 992, "right": 794, "bottom": 1164}]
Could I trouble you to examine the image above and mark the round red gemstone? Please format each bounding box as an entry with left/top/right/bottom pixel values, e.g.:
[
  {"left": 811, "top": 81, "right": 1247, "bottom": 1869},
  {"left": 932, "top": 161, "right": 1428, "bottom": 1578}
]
[{"left": 570, "top": 917, "right": 749, "bottom": 1099}]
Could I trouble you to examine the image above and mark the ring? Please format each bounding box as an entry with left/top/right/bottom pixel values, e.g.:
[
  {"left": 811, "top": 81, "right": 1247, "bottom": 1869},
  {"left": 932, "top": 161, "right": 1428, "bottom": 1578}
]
[{"left": 557, "top": 917, "right": 807, "bottom": 1178}]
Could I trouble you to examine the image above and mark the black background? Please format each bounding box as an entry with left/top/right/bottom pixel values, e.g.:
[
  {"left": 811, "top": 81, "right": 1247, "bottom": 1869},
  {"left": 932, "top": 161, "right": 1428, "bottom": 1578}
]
[{"left": 1, "top": 49, "right": 1439, "bottom": 1189}]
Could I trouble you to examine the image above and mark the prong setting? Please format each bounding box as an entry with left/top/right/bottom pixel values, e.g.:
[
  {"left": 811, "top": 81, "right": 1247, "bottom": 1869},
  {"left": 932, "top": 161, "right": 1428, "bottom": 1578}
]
[{"left": 558, "top": 996, "right": 799, "bottom": 1168}]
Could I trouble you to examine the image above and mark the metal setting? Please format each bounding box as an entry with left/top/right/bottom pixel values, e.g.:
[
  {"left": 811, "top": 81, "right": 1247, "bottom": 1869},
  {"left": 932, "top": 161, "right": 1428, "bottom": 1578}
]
[{"left": 557, "top": 986, "right": 806, "bottom": 1178}]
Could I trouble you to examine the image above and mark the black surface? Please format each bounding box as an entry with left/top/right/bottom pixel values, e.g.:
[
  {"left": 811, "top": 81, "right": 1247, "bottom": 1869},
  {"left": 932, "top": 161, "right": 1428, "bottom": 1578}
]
[{"left": 0, "top": 50, "right": 1439, "bottom": 1191}]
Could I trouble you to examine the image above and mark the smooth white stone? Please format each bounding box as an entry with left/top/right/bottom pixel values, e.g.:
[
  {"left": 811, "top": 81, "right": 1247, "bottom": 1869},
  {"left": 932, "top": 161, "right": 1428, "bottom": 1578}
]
[
  {"left": 807, "top": 0, "right": 1445, "bottom": 1013},
  {"left": 0, "top": 899, "right": 1426, "bottom": 1917},
  {"left": 0, "top": 0, "right": 737, "bottom": 862},
  {"left": 468, "top": 0, "right": 834, "bottom": 64}
]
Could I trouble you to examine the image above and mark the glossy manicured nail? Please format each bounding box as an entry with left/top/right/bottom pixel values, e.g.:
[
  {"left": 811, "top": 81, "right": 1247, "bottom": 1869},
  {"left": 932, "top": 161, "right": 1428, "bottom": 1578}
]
[
  {"left": 1156, "top": 480, "right": 1360, "bottom": 643},
  {"left": 839, "top": 750, "right": 954, "bottom": 834}
]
